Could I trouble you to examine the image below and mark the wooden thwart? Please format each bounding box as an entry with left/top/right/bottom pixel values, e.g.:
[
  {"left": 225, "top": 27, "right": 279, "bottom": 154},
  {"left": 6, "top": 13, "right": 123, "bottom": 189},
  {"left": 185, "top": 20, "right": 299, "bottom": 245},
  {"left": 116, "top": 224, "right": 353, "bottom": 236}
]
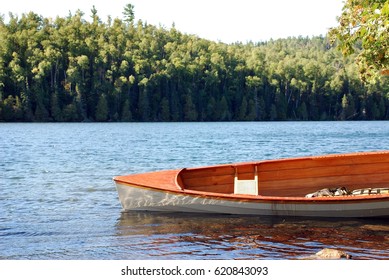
[{"left": 234, "top": 166, "right": 258, "bottom": 195}]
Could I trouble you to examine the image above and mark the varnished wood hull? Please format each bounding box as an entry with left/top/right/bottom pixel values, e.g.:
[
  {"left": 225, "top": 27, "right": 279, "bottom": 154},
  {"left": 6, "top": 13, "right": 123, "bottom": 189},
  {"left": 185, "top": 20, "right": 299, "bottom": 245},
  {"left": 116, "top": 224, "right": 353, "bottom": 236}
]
[{"left": 114, "top": 151, "right": 389, "bottom": 217}]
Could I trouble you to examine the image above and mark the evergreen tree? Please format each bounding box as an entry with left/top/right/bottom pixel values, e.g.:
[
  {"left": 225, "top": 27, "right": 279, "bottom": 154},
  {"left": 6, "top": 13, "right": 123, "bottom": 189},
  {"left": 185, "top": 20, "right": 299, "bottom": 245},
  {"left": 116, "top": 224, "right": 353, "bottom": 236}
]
[
  {"left": 95, "top": 94, "right": 108, "bottom": 121},
  {"left": 121, "top": 99, "right": 132, "bottom": 121},
  {"left": 123, "top": 3, "right": 135, "bottom": 24}
]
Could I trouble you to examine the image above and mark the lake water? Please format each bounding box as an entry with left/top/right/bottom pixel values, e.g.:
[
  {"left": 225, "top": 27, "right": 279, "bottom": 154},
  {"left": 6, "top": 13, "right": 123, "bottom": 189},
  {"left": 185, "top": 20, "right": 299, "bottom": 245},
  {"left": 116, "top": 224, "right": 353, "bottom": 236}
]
[{"left": 1, "top": 121, "right": 389, "bottom": 260}]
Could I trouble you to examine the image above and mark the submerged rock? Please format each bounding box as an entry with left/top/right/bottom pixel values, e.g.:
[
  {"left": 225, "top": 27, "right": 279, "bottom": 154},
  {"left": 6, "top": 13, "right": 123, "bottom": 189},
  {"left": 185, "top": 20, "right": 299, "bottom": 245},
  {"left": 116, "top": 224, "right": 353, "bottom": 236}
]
[
  {"left": 314, "top": 248, "right": 352, "bottom": 259},
  {"left": 302, "top": 248, "right": 352, "bottom": 260}
]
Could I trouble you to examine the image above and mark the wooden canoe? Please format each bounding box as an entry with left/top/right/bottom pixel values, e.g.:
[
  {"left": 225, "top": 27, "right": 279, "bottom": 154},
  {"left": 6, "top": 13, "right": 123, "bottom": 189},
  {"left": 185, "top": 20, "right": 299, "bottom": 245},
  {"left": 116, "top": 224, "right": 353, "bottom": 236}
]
[{"left": 113, "top": 151, "right": 389, "bottom": 217}]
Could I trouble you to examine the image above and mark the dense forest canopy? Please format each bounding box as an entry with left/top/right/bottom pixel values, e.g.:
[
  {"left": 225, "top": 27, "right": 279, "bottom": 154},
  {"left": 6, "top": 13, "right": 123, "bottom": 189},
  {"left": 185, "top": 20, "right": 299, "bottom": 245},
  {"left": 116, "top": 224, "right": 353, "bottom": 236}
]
[{"left": 0, "top": 5, "right": 388, "bottom": 122}]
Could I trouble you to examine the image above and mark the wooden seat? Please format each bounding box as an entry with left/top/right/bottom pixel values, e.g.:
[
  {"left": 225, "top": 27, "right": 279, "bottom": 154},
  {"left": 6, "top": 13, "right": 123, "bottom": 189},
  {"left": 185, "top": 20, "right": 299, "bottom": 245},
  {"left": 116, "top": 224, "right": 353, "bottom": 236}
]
[{"left": 234, "top": 166, "right": 258, "bottom": 195}]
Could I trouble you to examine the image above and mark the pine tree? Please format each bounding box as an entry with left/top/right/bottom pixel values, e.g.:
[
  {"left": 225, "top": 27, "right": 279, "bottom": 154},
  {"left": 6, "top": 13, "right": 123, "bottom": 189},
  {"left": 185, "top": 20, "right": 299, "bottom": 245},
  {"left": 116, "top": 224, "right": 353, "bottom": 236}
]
[{"left": 95, "top": 94, "right": 108, "bottom": 121}]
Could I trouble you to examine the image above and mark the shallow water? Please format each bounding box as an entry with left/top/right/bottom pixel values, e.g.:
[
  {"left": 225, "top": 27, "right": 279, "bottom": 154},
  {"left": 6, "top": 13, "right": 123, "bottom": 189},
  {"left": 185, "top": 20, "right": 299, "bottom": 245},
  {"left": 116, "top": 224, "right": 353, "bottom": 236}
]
[{"left": 1, "top": 121, "right": 389, "bottom": 259}]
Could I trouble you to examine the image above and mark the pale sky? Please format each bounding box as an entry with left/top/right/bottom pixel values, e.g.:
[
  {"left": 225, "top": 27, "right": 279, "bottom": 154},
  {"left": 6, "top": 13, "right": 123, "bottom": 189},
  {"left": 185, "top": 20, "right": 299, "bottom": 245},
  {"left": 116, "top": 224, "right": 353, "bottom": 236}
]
[{"left": 3, "top": 0, "right": 344, "bottom": 43}]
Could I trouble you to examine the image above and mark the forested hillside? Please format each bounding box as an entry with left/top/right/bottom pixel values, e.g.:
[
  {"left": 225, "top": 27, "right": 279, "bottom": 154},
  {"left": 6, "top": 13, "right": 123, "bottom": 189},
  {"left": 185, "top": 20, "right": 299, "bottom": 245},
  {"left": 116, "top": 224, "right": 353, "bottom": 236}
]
[{"left": 1, "top": 8, "right": 388, "bottom": 122}]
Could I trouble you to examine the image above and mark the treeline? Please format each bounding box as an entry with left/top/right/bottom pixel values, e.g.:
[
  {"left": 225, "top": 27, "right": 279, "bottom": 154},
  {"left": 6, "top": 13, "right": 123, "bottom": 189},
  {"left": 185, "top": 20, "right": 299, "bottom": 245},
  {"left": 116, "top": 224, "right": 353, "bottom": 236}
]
[{"left": 1, "top": 9, "right": 389, "bottom": 122}]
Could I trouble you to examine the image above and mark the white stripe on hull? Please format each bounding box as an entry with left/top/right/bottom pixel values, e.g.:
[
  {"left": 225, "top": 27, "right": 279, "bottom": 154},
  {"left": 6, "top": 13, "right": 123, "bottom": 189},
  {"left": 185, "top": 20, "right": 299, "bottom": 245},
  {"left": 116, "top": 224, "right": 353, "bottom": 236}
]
[{"left": 115, "top": 183, "right": 389, "bottom": 218}]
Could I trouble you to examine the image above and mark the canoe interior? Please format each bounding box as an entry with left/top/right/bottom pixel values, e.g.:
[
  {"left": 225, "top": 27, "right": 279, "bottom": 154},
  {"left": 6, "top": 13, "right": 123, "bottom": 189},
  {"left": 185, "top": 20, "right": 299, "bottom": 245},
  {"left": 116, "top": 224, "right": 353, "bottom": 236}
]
[{"left": 178, "top": 152, "right": 389, "bottom": 197}]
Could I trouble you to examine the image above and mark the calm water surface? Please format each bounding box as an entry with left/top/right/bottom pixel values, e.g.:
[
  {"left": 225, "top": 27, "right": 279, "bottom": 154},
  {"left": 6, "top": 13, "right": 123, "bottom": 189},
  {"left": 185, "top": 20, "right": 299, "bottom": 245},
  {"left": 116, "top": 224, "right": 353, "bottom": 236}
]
[{"left": 1, "top": 122, "right": 389, "bottom": 259}]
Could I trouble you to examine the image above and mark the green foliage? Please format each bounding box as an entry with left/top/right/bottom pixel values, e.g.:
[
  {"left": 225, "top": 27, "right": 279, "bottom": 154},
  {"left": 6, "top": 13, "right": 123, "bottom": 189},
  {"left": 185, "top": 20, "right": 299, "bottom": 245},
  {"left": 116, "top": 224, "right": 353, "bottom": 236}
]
[
  {"left": 329, "top": 0, "right": 389, "bottom": 83},
  {"left": 0, "top": 5, "right": 389, "bottom": 122}
]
